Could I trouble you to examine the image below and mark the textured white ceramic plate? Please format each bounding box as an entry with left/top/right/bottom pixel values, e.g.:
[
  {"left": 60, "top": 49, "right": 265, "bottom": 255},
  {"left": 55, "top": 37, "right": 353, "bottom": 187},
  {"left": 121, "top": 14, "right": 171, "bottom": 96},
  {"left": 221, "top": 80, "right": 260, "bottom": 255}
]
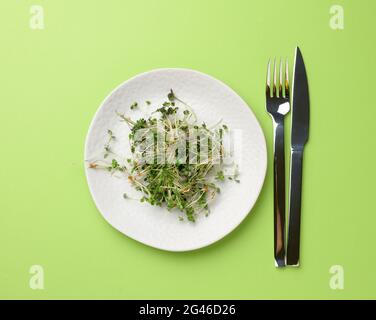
[{"left": 85, "top": 68, "right": 267, "bottom": 251}]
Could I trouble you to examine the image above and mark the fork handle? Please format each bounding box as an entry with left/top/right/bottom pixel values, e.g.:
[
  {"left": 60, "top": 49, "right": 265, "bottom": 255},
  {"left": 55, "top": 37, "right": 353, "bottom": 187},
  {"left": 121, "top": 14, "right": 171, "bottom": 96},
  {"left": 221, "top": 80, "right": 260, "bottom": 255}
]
[{"left": 273, "top": 118, "right": 286, "bottom": 267}]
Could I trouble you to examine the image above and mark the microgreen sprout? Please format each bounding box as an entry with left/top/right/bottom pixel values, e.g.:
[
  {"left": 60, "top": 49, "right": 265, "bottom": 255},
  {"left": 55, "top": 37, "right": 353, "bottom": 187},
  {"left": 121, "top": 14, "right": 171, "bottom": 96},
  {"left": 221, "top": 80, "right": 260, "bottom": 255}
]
[
  {"left": 215, "top": 170, "right": 225, "bottom": 181},
  {"left": 104, "top": 129, "right": 116, "bottom": 158},
  {"left": 130, "top": 102, "right": 138, "bottom": 110}
]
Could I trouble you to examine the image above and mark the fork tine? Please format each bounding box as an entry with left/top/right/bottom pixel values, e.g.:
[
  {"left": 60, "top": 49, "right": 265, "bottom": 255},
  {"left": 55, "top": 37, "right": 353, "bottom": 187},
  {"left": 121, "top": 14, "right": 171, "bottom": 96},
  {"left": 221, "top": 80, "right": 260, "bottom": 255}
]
[
  {"left": 279, "top": 58, "right": 283, "bottom": 98},
  {"left": 285, "top": 58, "right": 289, "bottom": 98},
  {"left": 273, "top": 58, "right": 277, "bottom": 97},
  {"left": 266, "top": 59, "right": 271, "bottom": 97}
]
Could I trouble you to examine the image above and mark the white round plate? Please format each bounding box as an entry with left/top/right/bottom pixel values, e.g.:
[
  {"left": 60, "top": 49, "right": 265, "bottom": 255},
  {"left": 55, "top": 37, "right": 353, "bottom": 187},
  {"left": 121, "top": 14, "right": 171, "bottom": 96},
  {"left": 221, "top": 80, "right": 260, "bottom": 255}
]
[{"left": 85, "top": 68, "right": 267, "bottom": 251}]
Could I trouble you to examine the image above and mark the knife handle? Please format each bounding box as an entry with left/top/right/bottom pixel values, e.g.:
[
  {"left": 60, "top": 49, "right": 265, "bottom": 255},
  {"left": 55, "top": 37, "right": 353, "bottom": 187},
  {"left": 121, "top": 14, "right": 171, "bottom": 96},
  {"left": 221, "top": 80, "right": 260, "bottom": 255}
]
[
  {"left": 287, "top": 149, "right": 304, "bottom": 266},
  {"left": 273, "top": 119, "right": 286, "bottom": 267}
]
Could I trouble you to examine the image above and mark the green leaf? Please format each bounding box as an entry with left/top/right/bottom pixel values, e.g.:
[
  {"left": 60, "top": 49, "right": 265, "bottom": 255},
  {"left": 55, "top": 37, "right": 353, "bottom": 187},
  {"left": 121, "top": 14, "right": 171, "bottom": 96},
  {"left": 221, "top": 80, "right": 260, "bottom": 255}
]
[
  {"left": 215, "top": 170, "right": 225, "bottom": 181},
  {"left": 167, "top": 89, "right": 176, "bottom": 101}
]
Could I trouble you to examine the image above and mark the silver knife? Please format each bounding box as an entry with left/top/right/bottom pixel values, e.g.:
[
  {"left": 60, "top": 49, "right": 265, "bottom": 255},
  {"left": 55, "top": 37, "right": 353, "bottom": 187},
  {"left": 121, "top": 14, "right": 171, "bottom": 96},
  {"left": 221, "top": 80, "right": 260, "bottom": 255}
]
[{"left": 286, "top": 47, "right": 310, "bottom": 266}]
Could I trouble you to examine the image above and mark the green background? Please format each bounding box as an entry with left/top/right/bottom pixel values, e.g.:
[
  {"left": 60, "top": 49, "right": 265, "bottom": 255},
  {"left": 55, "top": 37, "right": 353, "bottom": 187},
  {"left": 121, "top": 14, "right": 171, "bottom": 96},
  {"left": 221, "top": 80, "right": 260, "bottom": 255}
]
[{"left": 1, "top": 0, "right": 375, "bottom": 300}]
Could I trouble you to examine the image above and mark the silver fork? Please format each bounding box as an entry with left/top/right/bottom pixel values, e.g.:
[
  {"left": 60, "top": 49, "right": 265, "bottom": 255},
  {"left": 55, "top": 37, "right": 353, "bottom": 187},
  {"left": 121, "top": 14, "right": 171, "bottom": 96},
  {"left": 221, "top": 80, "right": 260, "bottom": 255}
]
[{"left": 266, "top": 58, "right": 290, "bottom": 268}]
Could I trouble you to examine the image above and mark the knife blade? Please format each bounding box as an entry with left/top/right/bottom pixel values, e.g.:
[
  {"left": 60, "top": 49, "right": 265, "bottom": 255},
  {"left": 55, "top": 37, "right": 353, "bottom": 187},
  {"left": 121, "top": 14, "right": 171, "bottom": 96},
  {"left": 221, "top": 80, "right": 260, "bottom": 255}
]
[{"left": 286, "top": 47, "right": 310, "bottom": 266}]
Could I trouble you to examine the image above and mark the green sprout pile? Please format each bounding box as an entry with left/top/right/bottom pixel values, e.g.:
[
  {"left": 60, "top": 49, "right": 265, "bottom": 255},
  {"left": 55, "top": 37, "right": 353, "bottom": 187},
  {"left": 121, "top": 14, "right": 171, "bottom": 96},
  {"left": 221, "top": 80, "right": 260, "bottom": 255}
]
[{"left": 89, "top": 90, "right": 239, "bottom": 222}]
